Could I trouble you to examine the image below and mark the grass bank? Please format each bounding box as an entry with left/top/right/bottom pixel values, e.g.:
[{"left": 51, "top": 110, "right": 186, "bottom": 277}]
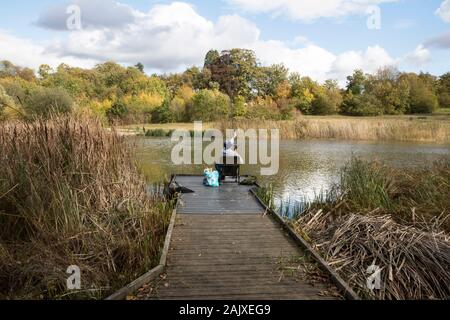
[
  {"left": 284, "top": 158, "right": 449, "bottom": 299},
  {"left": 119, "top": 115, "right": 450, "bottom": 142},
  {"left": 220, "top": 115, "right": 450, "bottom": 142},
  {"left": 0, "top": 116, "right": 172, "bottom": 299}
]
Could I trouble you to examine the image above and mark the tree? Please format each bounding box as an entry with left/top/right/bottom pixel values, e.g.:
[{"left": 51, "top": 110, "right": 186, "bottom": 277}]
[
  {"left": 24, "top": 87, "right": 74, "bottom": 118},
  {"left": 206, "top": 49, "right": 259, "bottom": 100},
  {"left": 189, "top": 89, "right": 231, "bottom": 121},
  {"left": 256, "top": 64, "right": 289, "bottom": 97},
  {"left": 341, "top": 92, "right": 383, "bottom": 116},
  {"left": 135, "top": 62, "right": 145, "bottom": 73},
  {"left": 310, "top": 81, "right": 342, "bottom": 115},
  {"left": 346, "top": 70, "right": 366, "bottom": 95},
  {"left": 232, "top": 95, "right": 247, "bottom": 118},
  {"left": 438, "top": 72, "right": 450, "bottom": 108},
  {"left": 289, "top": 74, "right": 320, "bottom": 114},
  {"left": 107, "top": 101, "right": 129, "bottom": 122},
  {"left": 366, "top": 68, "right": 410, "bottom": 115},
  {"left": 0, "top": 84, "right": 15, "bottom": 117},
  {"left": 38, "top": 64, "right": 53, "bottom": 79},
  {"left": 152, "top": 99, "right": 173, "bottom": 123},
  {"left": 401, "top": 73, "right": 439, "bottom": 114},
  {"left": 204, "top": 50, "right": 220, "bottom": 69},
  {"left": 410, "top": 82, "right": 438, "bottom": 114}
]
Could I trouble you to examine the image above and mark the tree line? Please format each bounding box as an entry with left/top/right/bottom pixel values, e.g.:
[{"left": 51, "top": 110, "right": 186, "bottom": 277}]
[{"left": 1, "top": 48, "right": 449, "bottom": 123}]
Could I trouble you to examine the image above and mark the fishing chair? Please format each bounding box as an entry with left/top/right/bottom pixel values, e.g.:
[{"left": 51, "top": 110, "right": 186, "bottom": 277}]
[{"left": 218, "top": 156, "right": 241, "bottom": 183}]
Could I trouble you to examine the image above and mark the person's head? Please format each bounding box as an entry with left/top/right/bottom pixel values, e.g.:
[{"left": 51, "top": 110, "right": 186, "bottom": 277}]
[{"left": 224, "top": 140, "right": 234, "bottom": 150}]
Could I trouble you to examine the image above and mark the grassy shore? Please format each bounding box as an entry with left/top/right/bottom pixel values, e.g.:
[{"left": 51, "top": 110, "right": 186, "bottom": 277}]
[
  {"left": 283, "top": 158, "right": 450, "bottom": 299},
  {"left": 219, "top": 115, "right": 450, "bottom": 142},
  {"left": 119, "top": 114, "right": 450, "bottom": 143},
  {"left": 0, "top": 116, "right": 172, "bottom": 299}
]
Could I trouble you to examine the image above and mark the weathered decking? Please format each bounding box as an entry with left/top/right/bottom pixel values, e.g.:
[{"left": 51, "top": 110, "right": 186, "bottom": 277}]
[{"left": 141, "top": 176, "right": 340, "bottom": 300}]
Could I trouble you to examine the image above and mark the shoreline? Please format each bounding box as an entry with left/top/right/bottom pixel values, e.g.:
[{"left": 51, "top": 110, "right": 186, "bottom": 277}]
[{"left": 115, "top": 115, "right": 450, "bottom": 143}]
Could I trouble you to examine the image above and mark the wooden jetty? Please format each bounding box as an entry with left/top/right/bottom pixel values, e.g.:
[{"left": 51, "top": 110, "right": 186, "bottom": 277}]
[{"left": 137, "top": 175, "right": 358, "bottom": 300}]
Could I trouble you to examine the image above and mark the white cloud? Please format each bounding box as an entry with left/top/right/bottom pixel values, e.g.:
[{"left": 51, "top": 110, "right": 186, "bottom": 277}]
[
  {"left": 227, "top": 0, "right": 399, "bottom": 22},
  {"left": 0, "top": 30, "right": 97, "bottom": 70},
  {"left": 36, "top": 0, "right": 136, "bottom": 30},
  {"left": 328, "top": 45, "right": 396, "bottom": 85},
  {"left": 436, "top": 0, "right": 450, "bottom": 23},
  {"left": 1, "top": 1, "right": 420, "bottom": 86},
  {"left": 405, "top": 45, "right": 431, "bottom": 66},
  {"left": 51, "top": 2, "right": 260, "bottom": 71}
]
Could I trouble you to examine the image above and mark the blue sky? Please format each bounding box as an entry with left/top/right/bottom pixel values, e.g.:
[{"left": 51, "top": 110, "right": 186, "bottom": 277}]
[{"left": 0, "top": 0, "right": 449, "bottom": 84}]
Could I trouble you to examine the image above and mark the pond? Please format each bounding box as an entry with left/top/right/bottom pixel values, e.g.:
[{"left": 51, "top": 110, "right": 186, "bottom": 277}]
[{"left": 134, "top": 137, "right": 450, "bottom": 214}]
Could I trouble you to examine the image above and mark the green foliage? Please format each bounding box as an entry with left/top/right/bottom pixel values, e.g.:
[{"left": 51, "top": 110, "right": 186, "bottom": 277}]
[
  {"left": 1, "top": 51, "right": 448, "bottom": 123},
  {"left": 189, "top": 89, "right": 231, "bottom": 121},
  {"left": 0, "top": 60, "right": 36, "bottom": 82},
  {"left": 0, "top": 84, "right": 14, "bottom": 117},
  {"left": 405, "top": 74, "right": 439, "bottom": 114},
  {"left": 107, "top": 101, "right": 129, "bottom": 122},
  {"left": 346, "top": 70, "right": 366, "bottom": 95},
  {"left": 24, "top": 87, "right": 74, "bottom": 118},
  {"left": 135, "top": 62, "right": 145, "bottom": 73},
  {"left": 232, "top": 95, "right": 248, "bottom": 118},
  {"left": 366, "top": 68, "right": 410, "bottom": 115},
  {"left": 341, "top": 92, "right": 383, "bottom": 116},
  {"left": 438, "top": 72, "right": 450, "bottom": 108},
  {"left": 256, "top": 64, "right": 289, "bottom": 97},
  {"left": 206, "top": 49, "right": 260, "bottom": 100},
  {"left": 152, "top": 99, "right": 173, "bottom": 124},
  {"left": 311, "top": 91, "right": 337, "bottom": 115}
]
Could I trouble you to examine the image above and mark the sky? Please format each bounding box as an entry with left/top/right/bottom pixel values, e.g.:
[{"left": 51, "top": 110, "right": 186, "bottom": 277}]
[{"left": 0, "top": 0, "right": 449, "bottom": 85}]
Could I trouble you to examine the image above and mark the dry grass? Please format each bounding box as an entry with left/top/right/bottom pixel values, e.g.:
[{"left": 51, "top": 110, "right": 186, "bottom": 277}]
[
  {"left": 292, "top": 158, "right": 450, "bottom": 300},
  {"left": 219, "top": 116, "right": 450, "bottom": 142},
  {"left": 0, "top": 116, "right": 172, "bottom": 299},
  {"left": 295, "top": 212, "right": 450, "bottom": 300}
]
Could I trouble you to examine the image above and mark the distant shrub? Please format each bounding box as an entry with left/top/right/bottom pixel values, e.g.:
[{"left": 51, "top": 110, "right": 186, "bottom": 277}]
[
  {"left": 107, "top": 101, "right": 129, "bottom": 122},
  {"left": 151, "top": 100, "right": 173, "bottom": 124},
  {"left": 341, "top": 93, "right": 383, "bottom": 116},
  {"left": 311, "top": 91, "right": 340, "bottom": 115},
  {"left": 189, "top": 89, "right": 231, "bottom": 121},
  {"left": 24, "top": 87, "right": 73, "bottom": 118},
  {"left": 409, "top": 86, "right": 439, "bottom": 114},
  {"left": 145, "top": 129, "right": 173, "bottom": 137}
]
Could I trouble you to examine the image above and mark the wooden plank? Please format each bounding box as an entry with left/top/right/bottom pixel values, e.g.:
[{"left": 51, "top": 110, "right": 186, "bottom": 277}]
[
  {"left": 138, "top": 176, "right": 342, "bottom": 301},
  {"left": 250, "top": 189, "right": 360, "bottom": 301}
]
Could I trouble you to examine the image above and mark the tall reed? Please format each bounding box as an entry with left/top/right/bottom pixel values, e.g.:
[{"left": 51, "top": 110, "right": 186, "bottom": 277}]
[
  {"left": 0, "top": 116, "right": 172, "bottom": 299},
  {"left": 293, "top": 158, "right": 450, "bottom": 299},
  {"left": 219, "top": 117, "right": 450, "bottom": 142}
]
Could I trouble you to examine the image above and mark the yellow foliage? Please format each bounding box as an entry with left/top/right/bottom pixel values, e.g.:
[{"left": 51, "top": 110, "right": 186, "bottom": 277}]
[
  {"left": 177, "top": 85, "right": 195, "bottom": 103},
  {"left": 276, "top": 81, "right": 291, "bottom": 99},
  {"left": 123, "top": 93, "right": 164, "bottom": 113}
]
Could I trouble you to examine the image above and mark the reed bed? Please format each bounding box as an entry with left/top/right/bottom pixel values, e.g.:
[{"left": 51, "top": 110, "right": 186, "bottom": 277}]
[
  {"left": 292, "top": 158, "right": 450, "bottom": 299},
  {"left": 295, "top": 212, "right": 450, "bottom": 299},
  {"left": 219, "top": 117, "right": 450, "bottom": 142},
  {"left": 0, "top": 116, "right": 172, "bottom": 299}
]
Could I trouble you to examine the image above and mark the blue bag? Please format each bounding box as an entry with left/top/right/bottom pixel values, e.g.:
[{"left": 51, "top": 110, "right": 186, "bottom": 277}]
[{"left": 204, "top": 169, "right": 220, "bottom": 187}]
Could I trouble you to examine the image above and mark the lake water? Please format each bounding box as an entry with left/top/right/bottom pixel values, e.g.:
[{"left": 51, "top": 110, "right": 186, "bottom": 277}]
[{"left": 135, "top": 137, "right": 450, "bottom": 213}]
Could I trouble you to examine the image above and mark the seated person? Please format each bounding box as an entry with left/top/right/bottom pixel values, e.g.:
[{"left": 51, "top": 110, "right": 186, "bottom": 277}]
[{"left": 215, "top": 135, "right": 243, "bottom": 180}]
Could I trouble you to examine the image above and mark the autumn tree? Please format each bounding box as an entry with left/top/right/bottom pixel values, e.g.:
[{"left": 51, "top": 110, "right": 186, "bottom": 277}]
[
  {"left": 438, "top": 72, "right": 450, "bottom": 108},
  {"left": 205, "top": 49, "right": 260, "bottom": 100}
]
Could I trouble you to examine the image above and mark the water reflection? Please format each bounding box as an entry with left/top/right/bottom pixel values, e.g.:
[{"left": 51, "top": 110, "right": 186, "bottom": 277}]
[{"left": 134, "top": 137, "right": 449, "bottom": 211}]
